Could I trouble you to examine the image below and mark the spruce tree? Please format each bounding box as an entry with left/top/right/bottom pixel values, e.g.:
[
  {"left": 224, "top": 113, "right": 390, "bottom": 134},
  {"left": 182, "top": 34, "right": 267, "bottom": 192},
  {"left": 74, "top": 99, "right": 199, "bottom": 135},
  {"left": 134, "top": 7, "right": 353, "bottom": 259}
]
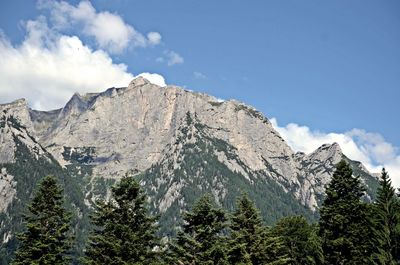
[
  {"left": 12, "top": 176, "right": 72, "bottom": 265},
  {"left": 228, "top": 194, "right": 289, "bottom": 265},
  {"left": 372, "top": 168, "right": 399, "bottom": 264},
  {"left": 271, "top": 216, "right": 323, "bottom": 265},
  {"left": 318, "top": 160, "right": 374, "bottom": 265},
  {"left": 168, "top": 194, "right": 228, "bottom": 265},
  {"left": 83, "top": 176, "right": 161, "bottom": 264}
]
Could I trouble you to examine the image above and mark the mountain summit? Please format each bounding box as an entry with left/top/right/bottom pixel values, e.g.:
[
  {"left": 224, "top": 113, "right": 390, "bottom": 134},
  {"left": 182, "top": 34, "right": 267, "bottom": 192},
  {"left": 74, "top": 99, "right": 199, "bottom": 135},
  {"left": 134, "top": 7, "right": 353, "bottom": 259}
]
[{"left": 0, "top": 78, "right": 378, "bottom": 259}]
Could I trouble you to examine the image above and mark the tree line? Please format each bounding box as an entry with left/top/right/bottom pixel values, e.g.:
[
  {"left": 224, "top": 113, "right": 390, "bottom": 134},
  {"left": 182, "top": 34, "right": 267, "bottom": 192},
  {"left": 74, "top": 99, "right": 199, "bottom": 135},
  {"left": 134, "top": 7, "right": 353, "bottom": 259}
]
[{"left": 11, "top": 160, "right": 400, "bottom": 264}]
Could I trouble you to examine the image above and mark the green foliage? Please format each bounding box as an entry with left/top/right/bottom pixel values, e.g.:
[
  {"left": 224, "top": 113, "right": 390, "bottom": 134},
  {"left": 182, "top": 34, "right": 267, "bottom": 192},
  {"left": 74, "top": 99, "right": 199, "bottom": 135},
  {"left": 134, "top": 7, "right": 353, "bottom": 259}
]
[
  {"left": 271, "top": 216, "right": 323, "bottom": 265},
  {"left": 233, "top": 104, "right": 266, "bottom": 122},
  {"left": 1, "top": 114, "right": 384, "bottom": 264},
  {"left": 168, "top": 194, "right": 229, "bottom": 265},
  {"left": 62, "top": 146, "right": 96, "bottom": 164},
  {"left": 318, "top": 160, "right": 375, "bottom": 265},
  {"left": 209, "top": 101, "right": 224, "bottom": 107},
  {"left": 228, "top": 194, "right": 290, "bottom": 265},
  {"left": 347, "top": 159, "right": 379, "bottom": 201},
  {"left": 140, "top": 114, "right": 315, "bottom": 236},
  {"left": 12, "top": 176, "right": 72, "bottom": 265},
  {"left": 371, "top": 168, "right": 399, "bottom": 264},
  {"left": 83, "top": 176, "right": 162, "bottom": 265},
  {"left": 0, "top": 133, "right": 89, "bottom": 265}
]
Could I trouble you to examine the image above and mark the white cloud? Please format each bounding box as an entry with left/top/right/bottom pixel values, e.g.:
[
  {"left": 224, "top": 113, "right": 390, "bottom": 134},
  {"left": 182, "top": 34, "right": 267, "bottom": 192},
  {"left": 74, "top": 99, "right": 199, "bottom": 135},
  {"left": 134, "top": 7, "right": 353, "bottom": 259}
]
[
  {"left": 0, "top": 16, "right": 166, "bottom": 110},
  {"left": 194, "top": 71, "right": 206, "bottom": 79},
  {"left": 137, "top": 72, "right": 166, "bottom": 87},
  {"left": 271, "top": 118, "right": 400, "bottom": 187},
  {"left": 165, "top": 50, "right": 184, "bottom": 66},
  {"left": 147, "top": 32, "right": 162, "bottom": 45},
  {"left": 38, "top": 0, "right": 161, "bottom": 54}
]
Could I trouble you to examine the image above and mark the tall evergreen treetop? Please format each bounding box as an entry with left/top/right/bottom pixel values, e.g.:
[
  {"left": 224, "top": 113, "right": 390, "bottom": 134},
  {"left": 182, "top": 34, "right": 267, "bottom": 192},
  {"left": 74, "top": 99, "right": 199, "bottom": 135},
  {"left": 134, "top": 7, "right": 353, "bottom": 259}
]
[
  {"left": 12, "top": 176, "right": 72, "bottom": 265},
  {"left": 168, "top": 194, "right": 228, "bottom": 265},
  {"left": 319, "top": 160, "right": 374, "bottom": 265},
  {"left": 228, "top": 194, "right": 268, "bottom": 265},
  {"left": 271, "top": 216, "right": 323, "bottom": 265},
  {"left": 228, "top": 194, "right": 290, "bottom": 265},
  {"left": 323, "top": 160, "right": 365, "bottom": 205},
  {"left": 83, "top": 176, "right": 161, "bottom": 265},
  {"left": 373, "top": 168, "right": 399, "bottom": 264}
]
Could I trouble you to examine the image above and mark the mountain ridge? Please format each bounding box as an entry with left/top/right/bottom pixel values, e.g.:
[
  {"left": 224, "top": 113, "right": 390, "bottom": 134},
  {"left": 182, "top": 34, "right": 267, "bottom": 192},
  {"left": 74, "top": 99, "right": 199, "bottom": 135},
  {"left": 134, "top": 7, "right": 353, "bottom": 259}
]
[
  {"left": 1, "top": 76, "right": 377, "bottom": 211},
  {"left": 0, "top": 77, "right": 379, "bottom": 262}
]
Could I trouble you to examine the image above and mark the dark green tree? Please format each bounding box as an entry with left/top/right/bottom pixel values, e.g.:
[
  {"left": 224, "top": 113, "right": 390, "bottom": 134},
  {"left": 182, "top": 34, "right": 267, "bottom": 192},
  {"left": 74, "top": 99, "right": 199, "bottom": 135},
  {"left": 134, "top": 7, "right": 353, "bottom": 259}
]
[
  {"left": 271, "top": 216, "right": 323, "bottom": 265},
  {"left": 168, "top": 194, "right": 228, "bottom": 265},
  {"left": 228, "top": 194, "right": 289, "bottom": 265},
  {"left": 83, "top": 176, "right": 161, "bottom": 264},
  {"left": 318, "top": 160, "right": 374, "bottom": 265},
  {"left": 12, "top": 175, "right": 72, "bottom": 265},
  {"left": 372, "top": 168, "right": 399, "bottom": 264}
]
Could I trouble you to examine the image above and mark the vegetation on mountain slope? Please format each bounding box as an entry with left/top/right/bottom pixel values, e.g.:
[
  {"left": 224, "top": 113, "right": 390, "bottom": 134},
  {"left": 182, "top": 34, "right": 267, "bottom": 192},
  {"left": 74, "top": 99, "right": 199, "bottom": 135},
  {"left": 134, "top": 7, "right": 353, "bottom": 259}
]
[{"left": 7, "top": 160, "right": 400, "bottom": 264}]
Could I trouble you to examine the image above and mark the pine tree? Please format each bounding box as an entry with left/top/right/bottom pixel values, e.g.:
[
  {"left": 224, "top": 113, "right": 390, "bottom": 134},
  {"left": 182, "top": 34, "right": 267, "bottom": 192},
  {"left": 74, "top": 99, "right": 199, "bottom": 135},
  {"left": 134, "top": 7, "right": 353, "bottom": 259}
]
[
  {"left": 372, "top": 168, "right": 399, "bottom": 264},
  {"left": 228, "top": 194, "right": 289, "bottom": 265},
  {"left": 12, "top": 176, "right": 72, "bottom": 265},
  {"left": 168, "top": 194, "right": 228, "bottom": 265},
  {"left": 263, "top": 233, "right": 292, "bottom": 265},
  {"left": 318, "top": 160, "right": 374, "bottom": 265},
  {"left": 83, "top": 176, "right": 161, "bottom": 264},
  {"left": 271, "top": 216, "right": 323, "bottom": 265}
]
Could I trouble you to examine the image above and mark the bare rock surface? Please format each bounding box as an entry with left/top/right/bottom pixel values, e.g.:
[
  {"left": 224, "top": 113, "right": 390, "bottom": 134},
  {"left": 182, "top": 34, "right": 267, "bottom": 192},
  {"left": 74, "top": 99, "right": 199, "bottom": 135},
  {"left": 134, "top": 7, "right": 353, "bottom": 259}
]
[{"left": 1, "top": 77, "right": 376, "bottom": 212}]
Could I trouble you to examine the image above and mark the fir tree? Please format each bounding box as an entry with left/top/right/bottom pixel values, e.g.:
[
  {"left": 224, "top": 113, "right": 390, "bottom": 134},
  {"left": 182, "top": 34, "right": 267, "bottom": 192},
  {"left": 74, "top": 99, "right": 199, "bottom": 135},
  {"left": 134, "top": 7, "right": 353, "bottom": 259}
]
[
  {"left": 372, "top": 168, "right": 399, "bottom": 264},
  {"left": 83, "top": 176, "right": 161, "bottom": 265},
  {"left": 318, "top": 160, "right": 374, "bottom": 265},
  {"left": 271, "top": 216, "right": 323, "bottom": 265},
  {"left": 228, "top": 194, "right": 289, "bottom": 265},
  {"left": 12, "top": 176, "right": 72, "bottom": 265},
  {"left": 168, "top": 194, "right": 228, "bottom": 265}
]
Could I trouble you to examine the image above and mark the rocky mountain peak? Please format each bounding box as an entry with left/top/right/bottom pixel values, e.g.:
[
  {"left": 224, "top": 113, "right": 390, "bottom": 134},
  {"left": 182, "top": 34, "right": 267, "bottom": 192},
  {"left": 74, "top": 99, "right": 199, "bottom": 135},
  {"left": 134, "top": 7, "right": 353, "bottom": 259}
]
[
  {"left": 128, "top": 76, "right": 151, "bottom": 88},
  {"left": 0, "top": 98, "right": 28, "bottom": 114},
  {"left": 0, "top": 98, "right": 27, "bottom": 107},
  {"left": 0, "top": 81, "right": 377, "bottom": 218},
  {"left": 62, "top": 92, "right": 89, "bottom": 115},
  {"left": 306, "top": 142, "right": 343, "bottom": 163},
  {"left": 0, "top": 98, "right": 32, "bottom": 131},
  {"left": 0, "top": 81, "right": 381, "bottom": 263}
]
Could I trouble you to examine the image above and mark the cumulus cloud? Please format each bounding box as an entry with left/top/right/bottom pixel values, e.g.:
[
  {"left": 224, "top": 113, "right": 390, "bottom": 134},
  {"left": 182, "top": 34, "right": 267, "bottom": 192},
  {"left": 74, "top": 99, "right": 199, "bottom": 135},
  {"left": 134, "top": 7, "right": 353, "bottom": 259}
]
[
  {"left": 0, "top": 16, "right": 166, "bottom": 110},
  {"left": 38, "top": 0, "right": 161, "bottom": 54},
  {"left": 147, "top": 32, "right": 162, "bottom": 45},
  {"left": 271, "top": 118, "right": 400, "bottom": 187},
  {"left": 137, "top": 72, "right": 166, "bottom": 87}
]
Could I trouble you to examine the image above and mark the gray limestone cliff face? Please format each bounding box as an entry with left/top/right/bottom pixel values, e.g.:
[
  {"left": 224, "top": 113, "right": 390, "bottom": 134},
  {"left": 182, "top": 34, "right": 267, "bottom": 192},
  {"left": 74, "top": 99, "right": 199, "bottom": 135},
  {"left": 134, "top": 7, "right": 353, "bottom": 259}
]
[
  {"left": 0, "top": 100, "right": 54, "bottom": 213},
  {"left": 30, "top": 77, "right": 297, "bottom": 181},
  {"left": 294, "top": 143, "right": 345, "bottom": 210},
  {"left": 1, "top": 77, "right": 376, "bottom": 212},
  {"left": 0, "top": 99, "right": 31, "bottom": 164},
  {"left": 0, "top": 168, "right": 16, "bottom": 213}
]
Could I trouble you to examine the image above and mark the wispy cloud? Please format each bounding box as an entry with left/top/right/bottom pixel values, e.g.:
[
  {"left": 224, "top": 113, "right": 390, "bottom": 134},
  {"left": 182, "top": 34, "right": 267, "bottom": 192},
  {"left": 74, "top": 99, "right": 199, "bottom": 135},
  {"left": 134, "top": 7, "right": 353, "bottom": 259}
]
[
  {"left": 164, "top": 50, "right": 184, "bottom": 66},
  {"left": 194, "top": 71, "right": 206, "bottom": 79},
  {"left": 271, "top": 118, "right": 400, "bottom": 187}
]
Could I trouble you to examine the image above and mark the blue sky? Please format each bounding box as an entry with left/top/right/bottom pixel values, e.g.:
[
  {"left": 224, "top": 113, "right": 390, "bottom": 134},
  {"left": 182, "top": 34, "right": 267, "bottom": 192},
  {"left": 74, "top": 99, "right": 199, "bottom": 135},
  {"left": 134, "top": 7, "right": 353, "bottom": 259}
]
[{"left": 0, "top": 0, "right": 399, "bottom": 183}]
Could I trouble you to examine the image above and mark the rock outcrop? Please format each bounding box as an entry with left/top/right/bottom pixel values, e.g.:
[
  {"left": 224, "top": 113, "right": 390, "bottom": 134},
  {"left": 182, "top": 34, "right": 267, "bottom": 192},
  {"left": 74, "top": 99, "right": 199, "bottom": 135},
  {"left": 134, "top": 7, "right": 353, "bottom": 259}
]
[
  {"left": 0, "top": 77, "right": 377, "bottom": 215},
  {"left": 0, "top": 77, "right": 379, "bottom": 263}
]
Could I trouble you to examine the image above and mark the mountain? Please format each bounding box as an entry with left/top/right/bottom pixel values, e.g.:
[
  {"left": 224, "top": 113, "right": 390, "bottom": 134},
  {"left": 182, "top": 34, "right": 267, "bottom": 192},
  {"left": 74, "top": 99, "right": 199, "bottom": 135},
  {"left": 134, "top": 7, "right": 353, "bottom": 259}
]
[{"left": 0, "top": 77, "right": 378, "bottom": 262}]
